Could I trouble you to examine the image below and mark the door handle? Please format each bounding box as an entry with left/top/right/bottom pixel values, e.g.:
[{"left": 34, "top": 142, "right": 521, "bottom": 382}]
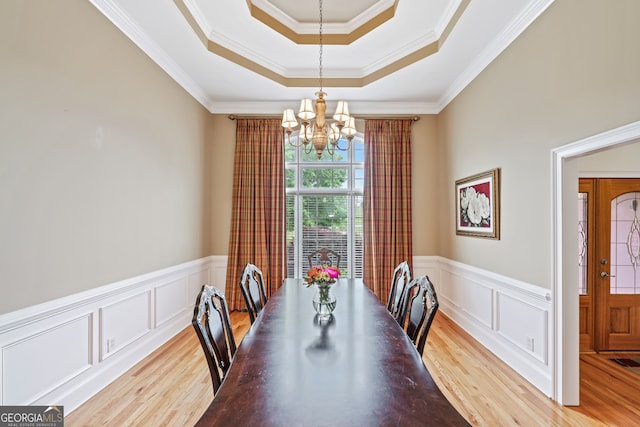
[{"left": 600, "top": 272, "right": 616, "bottom": 278}]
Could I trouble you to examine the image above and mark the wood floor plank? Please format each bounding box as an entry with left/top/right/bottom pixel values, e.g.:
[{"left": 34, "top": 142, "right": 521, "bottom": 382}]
[
  {"left": 66, "top": 311, "right": 639, "bottom": 426},
  {"left": 573, "top": 352, "right": 640, "bottom": 426}
]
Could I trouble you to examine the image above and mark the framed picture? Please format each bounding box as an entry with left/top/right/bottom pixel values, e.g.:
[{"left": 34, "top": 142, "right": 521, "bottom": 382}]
[{"left": 455, "top": 168, "right": 500, "bottom": 239}]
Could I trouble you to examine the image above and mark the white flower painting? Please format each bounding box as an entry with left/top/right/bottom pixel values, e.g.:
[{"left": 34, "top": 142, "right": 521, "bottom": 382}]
[{"left": 456, "top": 169, "right": 500, "bottom": 239}]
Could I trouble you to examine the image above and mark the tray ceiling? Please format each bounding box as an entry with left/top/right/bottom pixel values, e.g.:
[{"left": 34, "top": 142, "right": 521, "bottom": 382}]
[{"left": 90, "top": 0, "right": 554, "bottom": 114}]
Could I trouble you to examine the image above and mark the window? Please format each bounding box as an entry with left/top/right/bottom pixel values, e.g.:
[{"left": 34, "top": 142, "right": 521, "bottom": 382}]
[{"left": 285, "top": 134, "right": 364, "bottom": 279}]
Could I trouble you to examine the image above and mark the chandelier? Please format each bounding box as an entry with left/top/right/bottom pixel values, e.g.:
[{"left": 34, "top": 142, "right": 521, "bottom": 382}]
[{"left": 281, "top": 0, "right": 356, "bottom": 159}]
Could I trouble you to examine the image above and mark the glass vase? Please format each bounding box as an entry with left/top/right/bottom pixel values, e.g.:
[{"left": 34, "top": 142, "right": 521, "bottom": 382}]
[{"left": 312, "top": 283, "right": 336, "bottom": 319}]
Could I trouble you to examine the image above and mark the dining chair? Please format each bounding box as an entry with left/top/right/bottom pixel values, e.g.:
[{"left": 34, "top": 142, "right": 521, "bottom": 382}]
[
  {"left": 307, "top": 247, "right": 341, "bottom": 270},
  {"left": 402, "top": 275, "right": 440, "bottom": 356},
  {"left": 238, "top": 263, "right": 268, "bottom": 324},
  {"left": 192, "top": 285, "right": 237, "bottom": 394},
  {"left": 387, "top": 261, "right": 411, "bottom": 325}
]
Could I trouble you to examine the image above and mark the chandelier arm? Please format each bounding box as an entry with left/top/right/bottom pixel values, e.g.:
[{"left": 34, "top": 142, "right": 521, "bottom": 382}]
[
  {"left": 325, "top": 142, "right": 336, "bottom": 157},
  {"left": 303, "top": 142, "right": 313, "bottom": 155},
  {"left": 331, "top": 136, "right": 351, "bottom": 151},
  {"left": 288, "top": 139, "right": 307, "bottom": 149},
  {"left": 285, "top": 130, "right": 309, "bottom": 148}
]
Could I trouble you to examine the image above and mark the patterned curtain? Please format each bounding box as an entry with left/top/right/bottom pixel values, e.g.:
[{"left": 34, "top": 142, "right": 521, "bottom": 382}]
[
  {"left": 363, "top": 119, "right": 414, "bottom": 302},
  {"left": 225, "top": 119, "right": 286, "bottom": 311}
]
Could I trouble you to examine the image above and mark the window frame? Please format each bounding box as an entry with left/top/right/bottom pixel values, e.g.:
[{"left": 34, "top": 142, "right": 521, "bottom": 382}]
[{"left": 285, "top": 134, "right": 364, "bottom": 279}]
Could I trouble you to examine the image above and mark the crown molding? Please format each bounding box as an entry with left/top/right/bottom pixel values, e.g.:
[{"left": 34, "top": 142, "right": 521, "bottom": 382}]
[
  {"left": 90, "top": 0, "right": 215, "bottom": 110},
  {"left": 437, "top": 0, "right": 555, "bottom": 112},
  {"left": 210, "top": 100, "right": 440, "bottom": 115}
]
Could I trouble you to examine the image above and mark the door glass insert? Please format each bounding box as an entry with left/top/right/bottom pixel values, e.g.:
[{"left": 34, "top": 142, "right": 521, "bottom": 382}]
[
  {"left": 610, "top": 192, "right": 640, "bottom": 294},
  {"left": 578, "top": 192, "right": 588, "bottom": 295}
]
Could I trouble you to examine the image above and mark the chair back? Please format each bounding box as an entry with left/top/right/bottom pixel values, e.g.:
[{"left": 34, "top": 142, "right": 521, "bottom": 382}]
[
  {"left": 192, "top": 285, "right": 237, "bottom": 394},
  {"left": 402, "top": 275, "right": 439, "bottom": 356},
  {"left": 239, "top": 263, "right": 268, "bottom": 324},
  {"left": 307, "top": 248, "right": 341, "bottom": 270},
  {"left": 387, "top": 261, "right": 411, "bottom": 325}
]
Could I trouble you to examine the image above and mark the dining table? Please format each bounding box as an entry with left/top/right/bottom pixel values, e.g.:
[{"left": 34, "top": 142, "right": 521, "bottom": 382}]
[{"left": 196, "top": 278, "right": 469, "bottom": 426}]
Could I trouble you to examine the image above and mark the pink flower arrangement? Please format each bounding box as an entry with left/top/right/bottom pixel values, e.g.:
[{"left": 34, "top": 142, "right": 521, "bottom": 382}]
[{"left": 305, "top": 264, "right": 341, "bottom": 286}]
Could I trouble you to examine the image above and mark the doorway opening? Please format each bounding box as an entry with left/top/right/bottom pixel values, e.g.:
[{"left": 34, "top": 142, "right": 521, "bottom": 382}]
[
  {"left": 579, "top": 178, "right": 640, "bottom": 352},
  {"left": 552, "top": 120, "right": 640, "bottom": 405}
]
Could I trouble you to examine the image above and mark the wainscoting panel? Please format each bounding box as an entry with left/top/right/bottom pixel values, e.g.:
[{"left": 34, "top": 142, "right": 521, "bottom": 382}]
[
  {"left": 496, "top": 291, "right": 548, "bottom": 364},
  {"left": 437, "top": 268, "right": 464, "bottom": 309},
  {"left": 422, "top": 256, "right": 554, "bottom": 397},
  {"left": 155, "top": 277, "right": 188, "bottom": 328},
  {"left": 209, "top": 256, "right": 229, "bottom": 294},
  {"left": 188, "top": 266, "right": 213, "bottom": 302},
  {"left": 100, "top": 290, "right": 152, "bottom": 361},
  {"left": 2, "top": 314, "right": 93, "bottom": 405},
  {"left": 462, "top": 276, "right": 494, "bottom": 329},
  {"left": 0, "top": 257, "right": 213, "bottom": 412}
]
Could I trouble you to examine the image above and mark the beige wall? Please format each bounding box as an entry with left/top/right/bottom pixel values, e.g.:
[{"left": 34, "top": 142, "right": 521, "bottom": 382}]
[
  {"left": 438, "top": 0, "right": 640, "bottom": 289},
  {"left": 207, "top": 115, "right": 236, "bottom": 255},
  {"left": 411, "top": 115, "right": 440, "bottom": 255},
  {"left": 0, "top": 0, "right": 211, "bottom": 313},
  {"left": 578, "top": 140, "right": 640, "bottom": 174}
]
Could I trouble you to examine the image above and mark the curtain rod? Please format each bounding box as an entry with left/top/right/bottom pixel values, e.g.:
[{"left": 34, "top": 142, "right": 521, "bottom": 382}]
[
  {"left": 227, "top": 114, "right": 279, "bottom": 120},
  {"left": 228, "top": 114, "right": 420, "bottom": 121},
  {"left": 353, "top": 115, "right": 420, "bottom": 121}
]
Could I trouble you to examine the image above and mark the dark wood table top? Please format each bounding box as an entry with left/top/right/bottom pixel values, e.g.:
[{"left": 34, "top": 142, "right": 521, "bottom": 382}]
[{"left": 196, "top": 278, "right": 469, "bottom": 426}]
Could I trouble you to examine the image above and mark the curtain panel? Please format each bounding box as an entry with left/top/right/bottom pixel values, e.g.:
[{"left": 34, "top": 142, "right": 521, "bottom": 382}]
[
  {"left": 363, "top": 119, "right": 414, "bottom": 302},
  {"left": 225, "top": 119, "right": 286, "bottom": 311}
]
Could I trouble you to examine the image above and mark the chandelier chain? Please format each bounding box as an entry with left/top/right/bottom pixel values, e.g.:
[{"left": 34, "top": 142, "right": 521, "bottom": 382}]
[
  {"left": 319, "top": 0, "right": 323, "bottom": 92},
  {"left": 281, "top": 0, "right": 354, "bottom": 159}
]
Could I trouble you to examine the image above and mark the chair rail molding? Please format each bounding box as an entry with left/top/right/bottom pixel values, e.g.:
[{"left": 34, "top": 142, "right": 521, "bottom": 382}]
[{"left": 0, "top": 256, "right": 218, "bottom": 413}]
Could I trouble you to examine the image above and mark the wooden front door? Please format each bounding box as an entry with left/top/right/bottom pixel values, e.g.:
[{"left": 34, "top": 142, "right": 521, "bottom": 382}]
[
  {"left": 579, "top": 178, "right": 640, "bottom": 351},
  {"left": 594, "top": 179, "right": 640, "bottom": 351}
]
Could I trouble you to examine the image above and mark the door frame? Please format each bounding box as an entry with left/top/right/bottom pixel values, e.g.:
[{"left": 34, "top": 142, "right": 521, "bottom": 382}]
[{"left": 552, "top": 120, "right": 640, "bottom": 405}]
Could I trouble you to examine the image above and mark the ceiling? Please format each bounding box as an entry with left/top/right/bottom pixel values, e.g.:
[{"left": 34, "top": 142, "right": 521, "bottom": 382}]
[{"left": 89, "top": 0, "right": 554, "bottom": 115}]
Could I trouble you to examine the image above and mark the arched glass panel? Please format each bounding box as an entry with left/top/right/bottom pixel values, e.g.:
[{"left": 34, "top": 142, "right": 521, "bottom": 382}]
[{"left": 610, "top": 192, "right": 640, "bottom": 294}]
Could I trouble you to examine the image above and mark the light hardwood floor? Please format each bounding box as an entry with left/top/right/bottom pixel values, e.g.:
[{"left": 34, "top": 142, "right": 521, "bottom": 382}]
[{"left": 66, "top": 312, "right": 640, "bottom": 426}]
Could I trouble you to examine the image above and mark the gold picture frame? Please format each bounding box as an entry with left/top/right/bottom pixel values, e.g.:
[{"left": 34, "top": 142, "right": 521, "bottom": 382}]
[{"left": 455, "top": 168, "right": 500, "bottom": 239}]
